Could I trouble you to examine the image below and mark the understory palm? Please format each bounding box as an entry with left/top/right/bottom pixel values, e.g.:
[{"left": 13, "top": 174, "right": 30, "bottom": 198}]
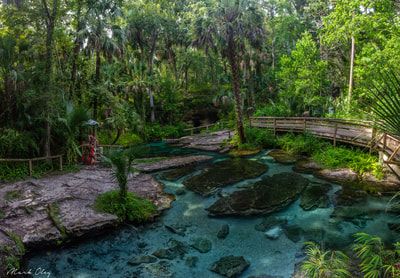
[{"left": 369, "top": 72, "right": 400, "bottom": 136}]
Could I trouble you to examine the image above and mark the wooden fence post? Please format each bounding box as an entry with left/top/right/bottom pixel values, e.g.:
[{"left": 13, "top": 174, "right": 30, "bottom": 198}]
[
  {"left": 28, "top": 160, "right": 33, "bottom": 176},
  {"left": 303, "top": 118, "right": 307, "bottom": 132},
  {"left": 59, "top": 156, "right": 63, "bottom": 171},
  {"left": 273, "top": 118, "right": 277, "bottom": 136},
  {"left": 383, "top": 133, "right": 387, "bottom": 151},
  {"left": 333, "top": 123, "right": 338, "bottom": 147}
]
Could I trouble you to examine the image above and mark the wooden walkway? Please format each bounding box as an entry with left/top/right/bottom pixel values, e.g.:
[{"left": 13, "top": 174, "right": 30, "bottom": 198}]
[{"left": 250, "top": 117, "right": 400, "bottom": 166}]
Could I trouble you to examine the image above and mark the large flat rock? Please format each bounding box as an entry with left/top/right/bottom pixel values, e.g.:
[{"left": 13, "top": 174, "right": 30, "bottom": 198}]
[
  {"left": 0, "top": 166, "right": 173, "bottom": 275},
  {"left": 207, "top": 172, "right": 309, "bottom": 216},
  {"left": 135, "top": 155, "right": 213, "bottom": 172},
  {"left": 184, "top": 159, "right": 268, "bottom": 196},
  {"left": 171, "top": 130, "right": 233, "bottom": 152}
]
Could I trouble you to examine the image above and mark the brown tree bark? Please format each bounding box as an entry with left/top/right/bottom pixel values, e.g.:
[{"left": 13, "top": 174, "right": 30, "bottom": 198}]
[
  {"left": 42, "top": 0, "right": 58, "bottom": 157},
  {"left": 70, "top": 0, "right": 83, "bottom": 100},
  {"left": 227, "top": 35, "right": 246, "bottom": 144}
]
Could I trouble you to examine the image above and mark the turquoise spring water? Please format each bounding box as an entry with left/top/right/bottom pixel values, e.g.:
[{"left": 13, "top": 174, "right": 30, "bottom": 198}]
[{"left": 26, "top": 146, "right": 400, "bottom": 278}]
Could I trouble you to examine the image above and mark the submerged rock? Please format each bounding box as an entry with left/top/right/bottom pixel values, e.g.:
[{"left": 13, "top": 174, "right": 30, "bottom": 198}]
[
  {"left": 185, "top": 256, "right": 199, "bottom": 267},
  {"left": 264, "top": 226, "right": 282, "bottom": 240},
  {"left": 152, "top": 239, "right": 189, "bottom": 260},
  {"left": 191, "top": 237, "right": 212, "bottom": 253},
  {"left": 164, "top": 224, "right": 186, "bottom": 236},
  {"left": 141, "top": 261, "right": 174, "bottom": 277},
  {"left": 207, "top": 173, "right": 309, "bottom": 216},
  {"left": 283, "top": 225, "right": 304, "bottom": 243},
  {"left": 255, "top": 216, "right": 288, "bottom": 232},
  {"left": 128, "top": 255, "right": 157, "bottom": 266},
  {"left": 268, "top": 150, "right": 299, "bottom": 164},
  {"left": 210, "top": 256, "right": 250, "bottom": 277},
  {"left": 184, "top": 159, "right": 268, "bottom": 196},
  {"left": 300, "top": 183, "right": 331, "bottom": 211},
  {"left": 160, "top": 165, "right": 198, "bottom": 181},
  {"left": 217, "top": 224, "right": 230, "bottom": 239},
  {"left": 175, "top": 188, "right": 186, "bottom": 196},
  {"left": 331, "top": 207, "right": 372, "bottom": 227}
]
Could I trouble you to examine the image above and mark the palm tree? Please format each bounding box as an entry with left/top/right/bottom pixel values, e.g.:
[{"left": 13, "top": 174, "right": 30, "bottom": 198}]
[
  {"left": 58, "top": 103, "right": 89, "bottom": 164},
  {"left": 81, "top": 0, "right": 123, "bottom": 119},
  {"left": 193, "top": 0, "right": 265, "bottom": 144},
  {"left": 369, "top": 71, "right": 400, "bottom": 136},
  {"left": 103, "top": 146, "right": 146, "bottom": 202}
]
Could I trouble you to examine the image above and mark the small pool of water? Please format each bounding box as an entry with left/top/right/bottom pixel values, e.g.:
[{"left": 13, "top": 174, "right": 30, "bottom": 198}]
[{"left": 26, "top": 147, "right": 400, "bottom": 278}]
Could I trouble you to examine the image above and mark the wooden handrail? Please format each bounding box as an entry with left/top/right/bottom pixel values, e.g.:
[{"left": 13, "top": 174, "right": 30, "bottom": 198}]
[
  {"left": 250, "top": 116, "right": 400, "bottom": 165},
  {"left": 0, "top": 155, "right": 63, "bottom": 176}
]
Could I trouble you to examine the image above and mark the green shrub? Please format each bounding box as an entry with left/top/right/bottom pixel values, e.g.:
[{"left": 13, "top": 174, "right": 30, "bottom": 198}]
[
  {"left": 97, "top": 131, "right": 143, "bottom": 146},
  {"left": 302, "top": 233, "right": 400, "bottom": 278},
  {"left": 312, "top": 146, "right": 384, "bottom": 178},
  {"left": 144, "top": 123, "right": 187, "bottom": 141},
  {"left": 94, "top": 190, "right": 157, "bottom": 223},
  {"left": 245, "top": 127, "right": 277, "bottom": 148},
  {"left": 0, "top": 129, "right": 39, "bottom": 158},
  {"left": 353, "top": 232, "right": 400, "bottom": 278},
  {"left": 301, "top": 241, "right": 350, "bottom": 278},
  {"left": 255, "top": 102, "right": 292, "bottom": 117},
  {"left": 277, "top": 133, "right": 329, "bottom": 156}
]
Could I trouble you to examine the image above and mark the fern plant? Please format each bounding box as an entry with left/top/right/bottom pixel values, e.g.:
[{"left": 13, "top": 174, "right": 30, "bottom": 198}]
[
  {"left": 301, "top": 242, "right": 351, "bottom": 278},
  {"left": 353, "top": 233, "right": 400, "bottom": 278}
]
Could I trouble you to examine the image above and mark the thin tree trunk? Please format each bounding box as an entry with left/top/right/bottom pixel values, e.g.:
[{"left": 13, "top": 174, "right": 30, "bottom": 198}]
[
  {"left": 70, "top": 0, "right": 82, "bottom": 100},
  {"left": 42, "top": 0, "right": 58, "bottom": 157},
  {"left": 227, "top": 38, "right": 246, "bottom": 144},
  {"left": 93, "top": 48, "right": 101, "bottom": 119},
  {"left": 348, "top": 36, "right": 355, "bottom": 110}
]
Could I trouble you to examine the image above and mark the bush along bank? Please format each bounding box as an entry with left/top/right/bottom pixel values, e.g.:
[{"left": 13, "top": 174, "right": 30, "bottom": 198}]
[{"left": 242, "top": 129, "right": 399, "bottom": 193}]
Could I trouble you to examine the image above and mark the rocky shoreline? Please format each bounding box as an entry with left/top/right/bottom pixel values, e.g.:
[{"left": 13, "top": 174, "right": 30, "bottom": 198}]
[{"left": 0, "top": 155, "right": 210, "bottom": 276}]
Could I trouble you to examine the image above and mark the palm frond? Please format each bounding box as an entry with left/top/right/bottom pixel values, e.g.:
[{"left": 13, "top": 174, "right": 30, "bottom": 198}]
[{"left": 369, "top": 71, "right": 400, "bottom": 136}]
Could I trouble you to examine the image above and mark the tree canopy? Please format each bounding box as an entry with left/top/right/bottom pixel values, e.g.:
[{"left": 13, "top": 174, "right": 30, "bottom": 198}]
[{"left": 0, "top": 0, "right": 399, "bottom": 157}]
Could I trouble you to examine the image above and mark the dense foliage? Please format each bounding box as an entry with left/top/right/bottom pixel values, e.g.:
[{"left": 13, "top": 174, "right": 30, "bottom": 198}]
[
  {"left": 94, "top": 190, "right": 156, "bottom": 223},
  {"left": 1, "top": 0, "right": 399, "bottom": 159},
  {"left": 302, "top": 233, "right": 400, "bottom": 278}
]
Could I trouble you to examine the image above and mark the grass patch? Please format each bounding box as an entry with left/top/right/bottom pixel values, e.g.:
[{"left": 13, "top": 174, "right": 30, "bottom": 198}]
[
  {"left": 312, "top": 146, "right": 384, "bottom": 179},
  {"left": 94, "top": 190, "right": 157, "bottom": 223},
  {"left": 5, "top": 231, "right": 25, "bottom": 256},
  {"left": 0, "top": 208, "right": 4, "bottom": 219},
  {"left": 277, "top": 133, "right": 329, "bottom": 156},
  {"left": 47, "top": 203, "right": 67, "bottom": 239},
  {"left": 4, "top": 190, "right": 23, "bottom": 202}
]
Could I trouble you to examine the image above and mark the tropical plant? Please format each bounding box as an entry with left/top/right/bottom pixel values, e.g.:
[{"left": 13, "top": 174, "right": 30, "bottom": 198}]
[
  {"left": 98, "top": 146, "right": 156, "bottom": 222},
  {"left": 369, "top": 71, "right": 400, "bottom": 136},
  {"left": 353, "top": 232, "right": 400, "bottom": 278},
  {"left": 58, "top": 103, "right": 89, "bottom": 164},
  {"left": 301, "top": 241, "right": 351, "bottom": 278}
]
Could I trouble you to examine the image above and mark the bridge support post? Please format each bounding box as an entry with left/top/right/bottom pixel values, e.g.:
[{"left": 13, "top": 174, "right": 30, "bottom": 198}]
[{"left": 333, "top": 123, "right": 338, "bottom": 147}]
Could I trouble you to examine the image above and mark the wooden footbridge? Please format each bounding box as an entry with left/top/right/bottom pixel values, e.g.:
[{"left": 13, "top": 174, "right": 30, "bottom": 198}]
[{"left": 250, "top": 117, "right": 400, "bottom": 166}]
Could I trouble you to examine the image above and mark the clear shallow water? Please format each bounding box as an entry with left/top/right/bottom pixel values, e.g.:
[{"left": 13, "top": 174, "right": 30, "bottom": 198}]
[{"left": 26, "top": 148, "right": 400, "bottom": 278}]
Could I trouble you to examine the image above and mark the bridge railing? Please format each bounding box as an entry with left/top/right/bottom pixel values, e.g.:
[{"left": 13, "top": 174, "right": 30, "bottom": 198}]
[{"left": 250, "top": 116, "right": 400, "bottom": 165}]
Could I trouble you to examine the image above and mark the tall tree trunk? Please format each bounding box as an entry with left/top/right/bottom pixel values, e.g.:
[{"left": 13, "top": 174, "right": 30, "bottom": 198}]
[
  {"left": 227, "top": 38, "right": 246, "bottom": 144},
  {"left": 348, "top": 36, "right": 355, "bottom": 110},
  {"left": 93, "top": 48, "right": 101, "bottom": 119},
  {"left": 70, "top": 0, "right": 82, "bottom": 100},
  {"left": 42, "top": 0, "right": 58, "bottom": 157},
  {"left": 147, "top": 32, "right": 158, "bottom": 123}
]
